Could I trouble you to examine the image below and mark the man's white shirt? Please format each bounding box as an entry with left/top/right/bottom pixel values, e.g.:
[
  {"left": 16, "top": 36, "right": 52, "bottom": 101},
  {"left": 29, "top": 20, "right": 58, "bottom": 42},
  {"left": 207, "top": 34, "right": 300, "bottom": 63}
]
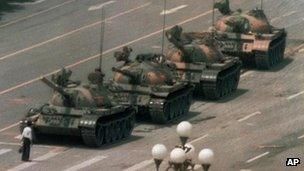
[{"left": 21, "top": 127, "right": 32, "bottom": 140}]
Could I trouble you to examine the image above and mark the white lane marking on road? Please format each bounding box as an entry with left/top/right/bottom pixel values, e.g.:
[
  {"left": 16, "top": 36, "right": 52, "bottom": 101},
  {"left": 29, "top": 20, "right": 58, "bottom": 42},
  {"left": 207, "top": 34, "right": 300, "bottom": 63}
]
[
  {"left": 238, "top": 111, "right": 262, "bottom": 122},
  {"left": 160, "top": 5, "right": 188, "bottom": 15},
  {"left": 123, "top": 159, "right": 153, "bottom": 171},
  {"left": 241, "top": 71, "right": 254, "bottom": 78},
  {"left": 0, "top": 122, "right": 19, "bottom": 133},
  {"left": 88, "top": 1, "right": 116, "bottom": 11},
  {"left": 0, "top": 2, "right": 151, "bottom": 62},
  {"left": 0, "top": 141, "right": 60, "bottom": 148},
  {"left": 64, "top": 155, "right": 107, "bottom": 171},
  {"left": 10, "top": 0, "right": 46, "bottom": 5},
  {"left": 0, "top": 9, "right": 213, "bottom": 98},
  {"left": 15, "top": 135, "right": 22, "bottom": 140},
  {"left": 0, "top": 148, "right": 12, "bottom": 156},
  {"left": 7, "top": 150, "right": 62, "bottom": 171},
  {"left": 188, "top": 134, "right": 209, "bottom": 144},
  {"left": 123, "top": 134, "right": 209, "bottom": 171},
  {"left": 0, "top": 0, "right": 75, "bottom": 29},
  {"left": 246, "top": 151, "right": 269, "bottom": 163},
  {"left": 287, "top": 91, "right": 304, "bottom": 100},
  {"left": 297, "top": 134, "right": 304, "bottom": 139}
]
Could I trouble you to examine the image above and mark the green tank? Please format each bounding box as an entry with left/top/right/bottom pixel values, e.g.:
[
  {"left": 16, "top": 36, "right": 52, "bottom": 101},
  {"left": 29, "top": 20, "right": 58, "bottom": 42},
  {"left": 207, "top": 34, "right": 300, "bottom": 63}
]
[
  {"left": 19, "top": 68, "right": 136, "bottom": 147},
  {"left": 110, "top": 47, "right": 194, "bottom": 124},
  {"left": 214, "top": 0, "right": 287, "bottom": 69},
  {"left": 165, "top": 25, "right": 241, "bottom": 100}
]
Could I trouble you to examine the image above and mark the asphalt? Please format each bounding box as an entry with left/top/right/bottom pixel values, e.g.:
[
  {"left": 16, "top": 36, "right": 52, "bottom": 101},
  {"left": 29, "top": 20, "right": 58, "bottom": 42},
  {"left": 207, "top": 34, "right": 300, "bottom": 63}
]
[{"left": 0, "top": 0, "right": 304, "bottom": 170}]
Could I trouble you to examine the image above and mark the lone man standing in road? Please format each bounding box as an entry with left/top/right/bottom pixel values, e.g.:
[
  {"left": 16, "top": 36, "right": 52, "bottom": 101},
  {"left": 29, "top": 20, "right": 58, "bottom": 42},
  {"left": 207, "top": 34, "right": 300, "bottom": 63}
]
[{"left": 20, "top": 120, "right": 33, "bottom": 161}]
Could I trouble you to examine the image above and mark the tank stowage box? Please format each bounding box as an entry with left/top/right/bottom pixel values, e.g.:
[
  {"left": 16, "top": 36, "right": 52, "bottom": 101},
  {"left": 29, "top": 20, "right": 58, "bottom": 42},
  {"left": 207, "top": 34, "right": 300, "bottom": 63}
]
[
  {"left": 214, "top": 0, "right": 287, "bottom": 69},
  {"left": 20, "top": 69, "right": 135, "bottom": 147},
  {"left": 165, "top": 25, "right": 242, "bottom": 100},
  {"left": 111, "top": 47, "right": 194, "bottom": 124}
]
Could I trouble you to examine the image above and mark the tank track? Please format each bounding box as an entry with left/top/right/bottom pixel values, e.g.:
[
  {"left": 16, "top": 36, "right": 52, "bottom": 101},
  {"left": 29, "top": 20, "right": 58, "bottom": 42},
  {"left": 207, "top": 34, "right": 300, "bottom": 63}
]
[
  {"left": 255, "top": 35, "right": 286, "bottom": 69},
  {"left": 149, "top": 87, "right": 193, "bottom": 124},
  {"left": 196, "top": 64, "right": 241, "bottom": 100},
  {"left": 80, "top": 110, "right": 135, "bottom": 147}
]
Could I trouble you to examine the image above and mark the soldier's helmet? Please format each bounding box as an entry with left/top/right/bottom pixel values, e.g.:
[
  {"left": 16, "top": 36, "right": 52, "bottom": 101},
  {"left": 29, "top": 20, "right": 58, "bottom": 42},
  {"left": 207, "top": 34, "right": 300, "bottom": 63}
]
[{"left": 88, "top": 68, "right": 105, "bottom": 84}]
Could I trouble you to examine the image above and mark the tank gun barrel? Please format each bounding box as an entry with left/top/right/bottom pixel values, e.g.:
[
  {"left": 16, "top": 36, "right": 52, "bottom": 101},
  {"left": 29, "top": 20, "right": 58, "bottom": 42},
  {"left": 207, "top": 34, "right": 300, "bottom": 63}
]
[
  {"left": 112, "top": 67, "right": 137, "bottom": 79},
  {"left": 40, "top": 77, "right": 70, "bottom": 98}
]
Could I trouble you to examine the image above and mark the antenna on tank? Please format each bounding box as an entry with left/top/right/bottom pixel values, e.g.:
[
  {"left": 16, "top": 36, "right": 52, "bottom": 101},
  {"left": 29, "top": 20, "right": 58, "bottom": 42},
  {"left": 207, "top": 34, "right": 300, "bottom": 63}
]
[
  {"left": 161, "top": 0, "right": 167, "bottom": 56},
  {"left": 212, "top": 0, "right": 215, "bottom": 27},
  {"left": 99, "top": 7, "right": 105, "bottom": 72},
  {"left": 260, "top": 0, "right": 263, "bottom": 10}
]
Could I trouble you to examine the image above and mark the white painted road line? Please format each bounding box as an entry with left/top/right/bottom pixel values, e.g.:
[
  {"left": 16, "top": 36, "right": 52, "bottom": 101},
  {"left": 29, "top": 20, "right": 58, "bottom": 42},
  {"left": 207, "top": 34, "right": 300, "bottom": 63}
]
[
  {"left": 297, "top": 134, "right": 304, "bottom": 139},
  {"left": 0, "top": 2, "right": 151, "bottom": 62},
  {"left": 160, "top": 5, "right": 188, "bottom": 15},
  {"left": 0, "top": 9, "right": 213, "bottom": 98},
  {"left": 189, "top": 134, "right": 209, "bottom": 144},
  {"left": 88, "top": 1, "right": 116, "bottom": 11},
  {"left": 246, "top": 151, "right": 269, "bottom": 163},
  {"left": 123, "top": 159, "right": 153, "bottom": 171},
  {"left": 64, "top": 155, "right": 107, "bottom": 171},
  {"left": 287, "top": 91, "right": 304, "bottom": 100},
  {"left": 240, "top": 71, "right": 254, "bottom": 78},
  {"left": 123, "top": 134, "right": 209, "bottom": 171},
  {"left": 0, "top": 148, "right": 12, "bottom": 156},
  {"left": 0, "top": 122, "right": 19, "bottom": 133},
  {"left": 10, "top": 0, "right": 46, "bottom": 5},
  {"left": 0, "top": 141, "right": 61, "bottom": 149},
  {"left": 0, "top": 0, "right": 75, "bottom": 29},
  {"left": 238, "top": 111, "right": 262, "bottom": 122},
  {"left": 7, "top": 150, "right": 62, "bottom": 171}
]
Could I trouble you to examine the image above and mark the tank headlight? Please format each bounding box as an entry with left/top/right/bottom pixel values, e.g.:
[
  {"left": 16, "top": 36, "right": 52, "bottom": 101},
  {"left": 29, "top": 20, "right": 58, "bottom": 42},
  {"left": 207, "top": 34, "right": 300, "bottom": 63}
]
[
  {"left": 84, "top": 121, "right": 88, "bottom": 125},
  {"left": 150, "top": 101, "right": 154, "bottom": 104}
]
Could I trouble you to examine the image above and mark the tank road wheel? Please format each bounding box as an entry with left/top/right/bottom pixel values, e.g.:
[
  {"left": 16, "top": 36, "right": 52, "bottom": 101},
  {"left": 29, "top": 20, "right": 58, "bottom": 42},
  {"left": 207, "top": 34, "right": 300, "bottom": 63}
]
[
  {"left": 110, "top": 123, "right": 119, "bottom": 142},
  {"left": 103, "top": 124, "right": 112, "bottom": 144},
  {"left": 165, "top": 102, "right": 173, "bottom": 121},
  {"left": 95, "top": 124, "right": 104, "bottom": 146},
  {"left": 255, "top": 53, "right": 270, "bottom": 70},
  {"left": 125, "top": 115, "right": 135, "bottom": 136},
  {"left": 121, "top": 120, "right": 127, "bottom": 138},
  {"left": 233, "top": 70, "right": 240, "bottom": 91},
  {"left": 116, "top": 121, "right": 124, "bottom": 140}
]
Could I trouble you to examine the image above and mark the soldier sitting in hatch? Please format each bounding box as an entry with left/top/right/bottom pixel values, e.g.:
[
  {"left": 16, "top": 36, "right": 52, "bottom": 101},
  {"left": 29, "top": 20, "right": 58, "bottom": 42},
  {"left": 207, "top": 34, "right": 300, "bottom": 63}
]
[
  {"left": 87, "top": 68, "right": 113, "bottom": 107},
  {"left": 52, "top": 68, "right": 80, "bottom": 87},
  {"left": 114, "top": 46, "right": 132, "bottom": 65}
]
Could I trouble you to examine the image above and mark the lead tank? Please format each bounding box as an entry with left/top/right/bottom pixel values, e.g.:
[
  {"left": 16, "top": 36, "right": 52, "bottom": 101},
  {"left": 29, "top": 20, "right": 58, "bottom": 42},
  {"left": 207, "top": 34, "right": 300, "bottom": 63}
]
[
  {"left": 20, "top": 68, "right": 135, "bottom": 147},
  {"left": 165, "top": 25, "right": 241, "bottom": 100},
  {"left": 110, "top": 47, "right": 194, "bottom": 124},
  {"left": 214, "top": 0, "right": 287, "bottom": 69}
]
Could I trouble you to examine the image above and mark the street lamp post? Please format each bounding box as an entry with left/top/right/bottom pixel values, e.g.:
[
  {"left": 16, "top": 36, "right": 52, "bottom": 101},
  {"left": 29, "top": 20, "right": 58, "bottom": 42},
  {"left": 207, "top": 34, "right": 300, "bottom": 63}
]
[
  {"left": 151, "top": 121, "right": 214, "bottom": 171},
  {"left": 198, "top": 149, "right": 214, "bottom": 171}
]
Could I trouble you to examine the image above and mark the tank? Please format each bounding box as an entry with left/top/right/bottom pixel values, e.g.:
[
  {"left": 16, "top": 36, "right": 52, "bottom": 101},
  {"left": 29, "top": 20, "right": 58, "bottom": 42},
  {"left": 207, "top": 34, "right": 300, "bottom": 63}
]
[
  {"left": 165, "top": 25, "right": 241, "bottom": 100},
  {"left": 110, "top": 46, "right": 194, "bottom": 124},
  {"left": 19, "top": 68, "right": 136, "bottom": 147},
  {"left": 213, "top": 0, "right": 287, "bottom": 69}
]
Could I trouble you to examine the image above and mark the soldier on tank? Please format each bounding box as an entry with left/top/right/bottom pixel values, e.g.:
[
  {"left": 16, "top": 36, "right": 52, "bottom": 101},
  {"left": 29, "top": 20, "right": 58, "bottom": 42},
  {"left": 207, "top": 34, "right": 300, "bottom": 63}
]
[
  {"left": 114, "top": 46, "right": 132, "bottom": 65},
  {"left": 88, "top": 68, "right": 113, "bottom": 107},
  {"left": 19, "top": 120, "right": 33, "bottom": 161}
]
